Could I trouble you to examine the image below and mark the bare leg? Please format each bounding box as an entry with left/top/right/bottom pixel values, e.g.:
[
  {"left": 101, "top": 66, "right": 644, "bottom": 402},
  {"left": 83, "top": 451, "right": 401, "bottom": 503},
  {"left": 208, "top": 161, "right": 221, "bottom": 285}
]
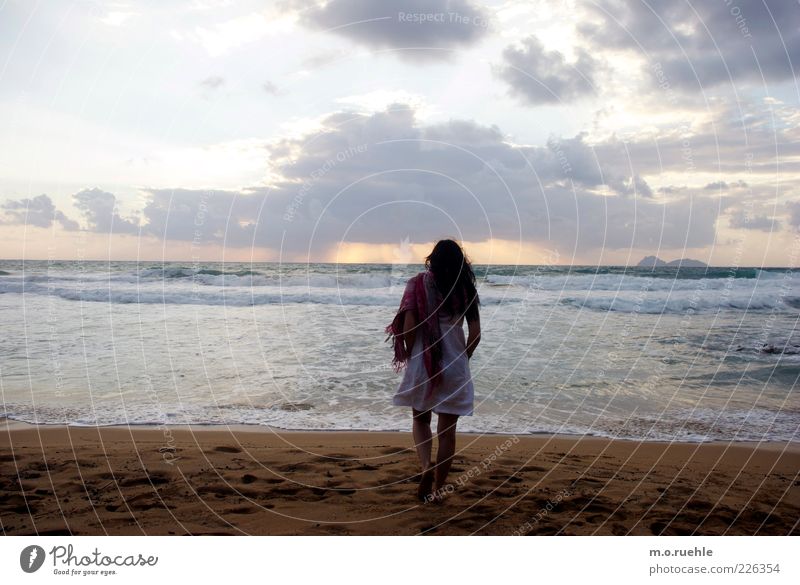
[
  {"left": 434, "top": 413, "right": 459, "bottom": 494},
  {"left": 412, "top": 409, "right": 434, "bottom": 501},
  {"left": 412, "top": 408, "right": 432, "bottom": 469}
]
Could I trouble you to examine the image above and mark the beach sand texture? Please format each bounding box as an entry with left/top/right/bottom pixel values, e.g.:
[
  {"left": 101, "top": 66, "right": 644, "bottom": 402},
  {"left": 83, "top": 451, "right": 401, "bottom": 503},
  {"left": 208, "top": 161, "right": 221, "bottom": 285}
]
[{"left": 1, "top": 421, "right": 798, "bottom": 535}]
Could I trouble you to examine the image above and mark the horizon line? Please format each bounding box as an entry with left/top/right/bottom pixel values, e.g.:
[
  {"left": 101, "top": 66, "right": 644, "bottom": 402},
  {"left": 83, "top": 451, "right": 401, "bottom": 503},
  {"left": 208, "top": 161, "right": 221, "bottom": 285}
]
[{"left": 0, "top": 258, "right": 795, "bottom": 269}]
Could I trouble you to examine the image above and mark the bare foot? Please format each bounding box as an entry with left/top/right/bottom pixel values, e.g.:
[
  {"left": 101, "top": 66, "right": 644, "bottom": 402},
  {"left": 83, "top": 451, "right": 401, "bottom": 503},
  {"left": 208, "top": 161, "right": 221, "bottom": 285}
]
[
  {"left": 417, "top": 467, "right": 434, "bottom": 502},
  {"left": 429, "top": 485, "right": 448, "bottom": 505}
]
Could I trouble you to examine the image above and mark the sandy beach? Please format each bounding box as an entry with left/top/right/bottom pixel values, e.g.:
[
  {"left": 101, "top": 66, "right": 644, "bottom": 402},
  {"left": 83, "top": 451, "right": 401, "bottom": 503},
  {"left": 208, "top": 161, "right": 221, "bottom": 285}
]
[{"left": 1, "top": 419, "right": 797, "bottom": 536}]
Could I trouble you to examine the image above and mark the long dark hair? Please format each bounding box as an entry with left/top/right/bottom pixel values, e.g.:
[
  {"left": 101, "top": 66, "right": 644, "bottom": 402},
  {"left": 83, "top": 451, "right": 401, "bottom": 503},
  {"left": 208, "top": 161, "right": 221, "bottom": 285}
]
[{"left": 425, "top": 239, "right": 479, "bottom": 322}]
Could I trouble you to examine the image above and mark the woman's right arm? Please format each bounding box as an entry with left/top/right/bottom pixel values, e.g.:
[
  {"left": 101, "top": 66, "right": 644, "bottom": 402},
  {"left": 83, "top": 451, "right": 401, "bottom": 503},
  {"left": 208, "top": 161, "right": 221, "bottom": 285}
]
[{"left": 466, "top": 315, "right": 481, "bottom": 359}]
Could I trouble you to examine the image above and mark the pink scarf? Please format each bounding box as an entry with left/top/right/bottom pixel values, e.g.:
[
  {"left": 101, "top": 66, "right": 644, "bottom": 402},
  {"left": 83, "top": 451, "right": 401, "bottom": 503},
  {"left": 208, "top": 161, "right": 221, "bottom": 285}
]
[{"left": 385, "top": 271, "right": 443, "bottom": 397}]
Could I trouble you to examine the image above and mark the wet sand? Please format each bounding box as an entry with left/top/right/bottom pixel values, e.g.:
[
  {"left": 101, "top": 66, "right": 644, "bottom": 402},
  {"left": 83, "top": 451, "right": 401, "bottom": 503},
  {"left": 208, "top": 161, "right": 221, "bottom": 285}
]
[{"left": 1, "top": 419, "right": 798, "bottom": 535}]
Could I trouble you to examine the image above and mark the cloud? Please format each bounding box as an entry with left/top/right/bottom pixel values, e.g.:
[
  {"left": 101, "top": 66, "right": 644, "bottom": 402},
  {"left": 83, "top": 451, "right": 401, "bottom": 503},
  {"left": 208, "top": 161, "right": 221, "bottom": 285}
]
[
  {"left": 199, "top": 76, "right": 225, "bottom": 89},
  {"left": 1, "top": 194, "right": 79, "bottom": 230},
  {"left": 292, "top": 0, "right": 490, "bottom": 60},
  {"left": 2, "top": 190, "right": 139, "bottom": 235},
  {"left": 7, "top": 102, "right": 795, "bottom": 259},
  {"left": 787, "top": 201, "right": 800, "bottom": 231},
  {"left": 73, "top": 188, "right": 139, "bottom": 234},
  {"left": 191, "top": 10, "right": 295, "bottom": 57},
  {"left": 578, "top": 0, "right": 800, "bottom": 91},
  {"left": 559, "top": 98, "right": 800, "bottom": 180},
  {"left": 125, "top": 105, "right": 727, "bottom": 257},
  {"left": 495, "top": 36, "right": 600, "bottom": 105},
  {"left": 544, "top": 133, "right": 655, "bottom": 197},
  {"left": 703, "top": 180, "right": 751, "bottom": 195},
  {"left": 728, "top": 210, "right": 780, "bottom": 231},
  {"left": 300, "top": 50, "right": 351, "bottom": 70},
  {"left": 140, "top": 188, "right": 262, "bottom": 247},
  {"left": 262, "top": 81, "right": 280, "bottom": 95}
]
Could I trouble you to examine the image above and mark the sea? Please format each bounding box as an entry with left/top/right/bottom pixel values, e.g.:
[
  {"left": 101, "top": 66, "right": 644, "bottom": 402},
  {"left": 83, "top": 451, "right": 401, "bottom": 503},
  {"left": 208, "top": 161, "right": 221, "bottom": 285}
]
[{"left": 0, "top": 260, "right": 798, "bottom": 443}]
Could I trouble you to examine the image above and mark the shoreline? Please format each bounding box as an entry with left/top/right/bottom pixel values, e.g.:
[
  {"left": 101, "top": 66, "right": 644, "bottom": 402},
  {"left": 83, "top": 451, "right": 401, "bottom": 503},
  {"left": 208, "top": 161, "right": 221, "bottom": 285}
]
[
  {"left": 2, "top": 418, "right": 797, "bottom": 450},
  {"left": 2, "top": 420, "right": 798, "bottom": 535}
]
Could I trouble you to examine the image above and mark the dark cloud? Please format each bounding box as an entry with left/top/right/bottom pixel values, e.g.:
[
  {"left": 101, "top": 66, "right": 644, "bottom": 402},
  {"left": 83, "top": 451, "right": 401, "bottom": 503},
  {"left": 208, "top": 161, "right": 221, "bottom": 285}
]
[
  {"left": 578, "top": 0, "right": 800, "bottom": 91},
  {"left": 7, "top": 104, "right": 795, "bottom": 257},
  {"left": 2, "top": 190, "right": 139, "bottom": 234},
  {"left": 543, "top": 133, "right": 655, "bottom": 197},
  {"left": 728, "top": 210, "right": 780, "bottom": 231},
  {"left": 292, "top": 0, "right": 490, "bottom": 60},
  {"left": 1, "top": 194, "right": 79, "bottom": 230},
  {"left": 140, "top": 188, "right": 264, "bottom": 247},
  {"left": 124, "top": 106, "right": 728, "bottom": 257},
  {"left": 73, "top": 188, "right": 139, "bottom": 234},
  {"left": 495, "top": 36, "right": 600, "bottom": 105}
]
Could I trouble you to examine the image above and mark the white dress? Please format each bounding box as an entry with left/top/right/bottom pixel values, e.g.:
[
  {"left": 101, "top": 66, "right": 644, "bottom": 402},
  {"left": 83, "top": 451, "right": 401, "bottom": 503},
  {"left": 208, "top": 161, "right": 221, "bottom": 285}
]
[{"left": 391, "top": 274, "right": 475, "bottom": 416}]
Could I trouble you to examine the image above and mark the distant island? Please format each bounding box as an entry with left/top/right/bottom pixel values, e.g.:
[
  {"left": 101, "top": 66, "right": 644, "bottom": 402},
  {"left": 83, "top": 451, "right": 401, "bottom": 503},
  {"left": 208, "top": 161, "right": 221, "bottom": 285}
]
[{"left": 637, "top": 255, "right": 708, "bottom": 268}]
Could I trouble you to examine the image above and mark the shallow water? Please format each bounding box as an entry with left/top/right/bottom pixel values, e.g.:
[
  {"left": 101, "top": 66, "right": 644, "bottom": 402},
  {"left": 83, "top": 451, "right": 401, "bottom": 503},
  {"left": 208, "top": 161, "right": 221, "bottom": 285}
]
[{"left": 0, "top": 260, "right": 798, "bottom": 442}]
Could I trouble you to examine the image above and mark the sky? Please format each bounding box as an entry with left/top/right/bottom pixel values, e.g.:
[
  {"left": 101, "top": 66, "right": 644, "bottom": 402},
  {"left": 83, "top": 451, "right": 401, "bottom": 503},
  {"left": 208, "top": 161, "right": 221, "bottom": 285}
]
[{"left": 1, "top": 0, "right": 799, "bottom": 266}]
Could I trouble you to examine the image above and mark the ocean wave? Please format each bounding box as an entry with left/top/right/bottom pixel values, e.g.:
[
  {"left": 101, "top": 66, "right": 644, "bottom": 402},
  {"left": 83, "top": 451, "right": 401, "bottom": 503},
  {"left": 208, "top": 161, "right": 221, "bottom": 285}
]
[
  {"left": 1, "top": 263, "right": 795, "bottom": 311},
  {"left": 139, "top": 267, "right": 264, "bottom": 278},
  {"left": 560, "top": 292, "right": 800, "bottom": 313},
  {"left": 134, "top": 266, "right": 397, "bottom": 288},
  {"left": 785, "top": 297, "right": 800, "bottom": 310},
  {"left": 0, "top": 281, "right": 396, "bottom": 306},
  {"left": 756, "top": 342, "right": 800, "bottom": 356},
  {"left": 18, "top": 268, "right": 399, "bottom": 289},
  {"left": 9, "top": 264, "right": 795, "bottom": 294},
  {"left": 485, "top": 269, "right": 790, "bottom": 291},
  {"left": 0, "top": 279, "right": 511, "bottom": 306}
]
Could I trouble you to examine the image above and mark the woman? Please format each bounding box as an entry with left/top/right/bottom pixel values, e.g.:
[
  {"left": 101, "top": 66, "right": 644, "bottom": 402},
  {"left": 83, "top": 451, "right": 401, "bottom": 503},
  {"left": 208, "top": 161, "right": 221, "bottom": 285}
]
[{"left": 386, "top": 239, "right": 481, "bottom": 503}]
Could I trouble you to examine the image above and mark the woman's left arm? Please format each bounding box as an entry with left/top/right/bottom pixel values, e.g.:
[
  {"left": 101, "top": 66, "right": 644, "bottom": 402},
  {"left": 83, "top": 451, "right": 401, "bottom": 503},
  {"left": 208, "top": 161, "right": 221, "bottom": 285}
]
[
  {"left": 466, "top": 315, "right": 481, "bottom": 359},
  {"left": 402, "top": 309, "right": 418, "bottom": 356}
]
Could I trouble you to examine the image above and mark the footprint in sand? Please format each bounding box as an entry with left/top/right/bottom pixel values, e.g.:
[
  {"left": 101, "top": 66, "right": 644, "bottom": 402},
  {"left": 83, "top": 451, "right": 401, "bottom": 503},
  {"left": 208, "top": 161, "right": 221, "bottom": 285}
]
[
  {"left": 119, "top": 474, "right": 170, "bottom": 487},
  {"left": 330, "top": 488, "right": 356, "bottom": 495},
  {"left": 520, "top": 464, "right": 549, "bottom": 473},
  {"left": 35, "top": 529, "right": 73, "bottom": 536},
  {"left": 225, "top": 505, "right": 258, "bottom": 515},
  {"left": 212, "top": 446, "right": 242, "bottom": 454}
]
